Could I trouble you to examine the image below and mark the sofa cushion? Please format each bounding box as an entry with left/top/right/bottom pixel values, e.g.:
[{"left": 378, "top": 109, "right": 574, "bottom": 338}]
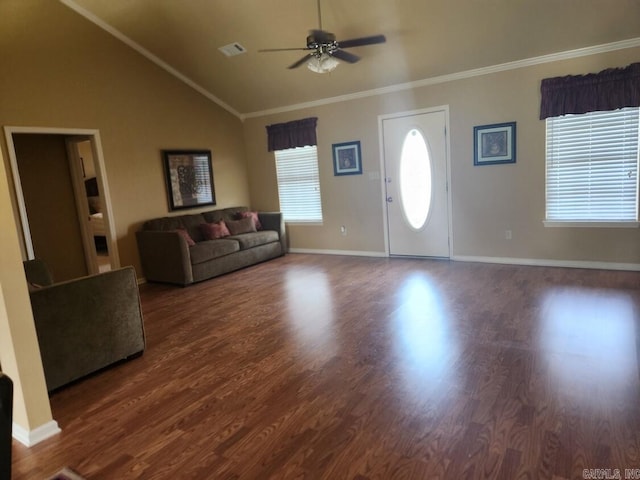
[
  {"left": 179, "top": 214, "right": 207, "bottom": 243},
  {"left": 200, "top": 221, "right": 230, "bottom": 240},
  {"left": 189, "top": 239, "right": 240, "bottom": 265},
  {"left": 141, "top": 214, "right": 207, "bottom": 243},
  {"left": 237, "top": 211, "right": 262, "bottom": 230},
  {"left": 223, "top": 207, "right": 248, "bottom": 221},
  {"left": 174, "top": 228, "right": 196, "bottom": 246},
  {"left": 227, "top": 217, "right": 256, "bottom": 235},
  {"left": 202, "top": 210, "right": 225, "bottom": 224},
  {"left": 142, "top": 216, "right": 183, "bottom": 232},
  {"left": 228, "top": 230, "right": 279, "bottom": 250}
]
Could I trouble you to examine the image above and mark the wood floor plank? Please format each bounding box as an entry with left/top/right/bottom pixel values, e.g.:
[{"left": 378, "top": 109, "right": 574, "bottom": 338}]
[{"left": 10, "top": 254, "right": 640, "bottom": 479}]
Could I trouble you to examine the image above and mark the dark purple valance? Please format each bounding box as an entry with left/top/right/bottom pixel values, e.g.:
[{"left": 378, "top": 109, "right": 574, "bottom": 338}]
[
  {"left": 540, "top": 62, "right": 640, "bottom": 120},
  {"left": 266, "top": 117, "right": 318, "bottom": 152}
]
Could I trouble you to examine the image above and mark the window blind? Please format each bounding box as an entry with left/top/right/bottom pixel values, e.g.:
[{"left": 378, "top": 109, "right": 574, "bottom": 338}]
[
  {"left": 546, "top": 107, "right": 639, "bottom": 222},
  {"left": 275, "top": 146, "right": 323, "bottom": 223}
]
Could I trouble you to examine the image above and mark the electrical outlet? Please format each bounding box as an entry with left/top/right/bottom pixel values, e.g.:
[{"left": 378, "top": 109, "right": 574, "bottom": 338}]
[
  {"left": 340, "top": 225, "right": 347, "bottom": 236},
  {"left": 505, "top": 230, "right": 512, "bottom": 240}
]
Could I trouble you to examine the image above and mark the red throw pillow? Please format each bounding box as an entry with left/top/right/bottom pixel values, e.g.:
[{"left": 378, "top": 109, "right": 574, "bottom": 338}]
[
  {"left": 200, "top": 221, "right": 230, "bottom": 240},
  {"left": 237, "top": 211, "right": 262, "bottom": 230},
  {"left": 174, "top": 228, "right": 196, "bottom": 246}
]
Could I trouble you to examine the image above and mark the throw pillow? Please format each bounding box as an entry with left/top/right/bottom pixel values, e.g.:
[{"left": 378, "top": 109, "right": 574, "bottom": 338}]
[
  {"left": 200, "top": 221, "right": 231, "bottom": 240},
  {"left": 237, "top": 211, "right": 262, "bottom": 230},
  {"left": 226, "top": 217, "right": 257, "bottom": 235},
  {"left": 174, "top": 228, "right": 196, "bottom": 246}
]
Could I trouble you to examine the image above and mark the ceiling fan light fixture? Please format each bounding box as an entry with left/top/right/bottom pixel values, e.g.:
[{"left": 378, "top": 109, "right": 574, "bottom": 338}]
[{"left": 307, "top": 53, "right": 339, "bottom": 74}]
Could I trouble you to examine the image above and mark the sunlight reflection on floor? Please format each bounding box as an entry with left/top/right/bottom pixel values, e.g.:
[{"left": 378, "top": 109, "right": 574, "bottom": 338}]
[
  {"left": 539, "top": 287, "right": 638, "bottom": 407},
  {"left": 284, "top": 267, "right": 337, "bottom": 359},
  {"left": 390, "top": 273, "right": 458, "bottom": 403}
]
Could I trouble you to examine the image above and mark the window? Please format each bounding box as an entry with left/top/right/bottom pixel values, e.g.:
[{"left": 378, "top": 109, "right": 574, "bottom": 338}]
[
  {"left": 274, "top": 145, "right": 323, "bottom": 223},
  {"left": 400, "top": 128, "right": 432, "bottom": 230},
  {"left": 545, "top": 107, "right": 639, "bottom": 224}
]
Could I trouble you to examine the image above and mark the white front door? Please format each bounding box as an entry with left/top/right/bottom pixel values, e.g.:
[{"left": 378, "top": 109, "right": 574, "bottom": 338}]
[{"left": 383, "top": 109, "right": 450, "bottom": 257}]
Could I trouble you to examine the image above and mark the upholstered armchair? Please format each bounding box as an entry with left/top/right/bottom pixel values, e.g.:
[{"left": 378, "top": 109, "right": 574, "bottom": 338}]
[{"left": 23, "top": 259, "right": 146, "bottom": 392}]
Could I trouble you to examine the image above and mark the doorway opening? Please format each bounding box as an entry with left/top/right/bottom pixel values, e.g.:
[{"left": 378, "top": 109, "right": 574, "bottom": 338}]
[{"left": 4, "top": 127, "right": 119, "bottom": 281}]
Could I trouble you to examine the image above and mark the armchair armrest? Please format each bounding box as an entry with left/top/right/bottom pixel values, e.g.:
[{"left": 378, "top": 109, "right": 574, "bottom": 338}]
[
  {"left": 23, "top": 259, "right": 54, "bottom": 286},
  {"left": 136, "top": 230, "right": 193, "bottom": 285},
  {"left": 258, "top": 212, "right": 287, "bottom": 254}
]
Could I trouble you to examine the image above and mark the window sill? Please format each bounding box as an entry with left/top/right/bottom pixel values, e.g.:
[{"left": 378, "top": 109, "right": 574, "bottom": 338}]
[
  {"left": 543, "top": 220, "right": 640, "bottom": 228},
  {"left": 285, "top": 221, "right": 324, "bottom": 227}
]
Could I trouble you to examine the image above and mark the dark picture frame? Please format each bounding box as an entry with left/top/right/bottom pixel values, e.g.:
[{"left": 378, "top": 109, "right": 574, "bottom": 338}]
[
  {"left": 332, "top": 141, "right": 363, "bottom": 176},
  {"left": 162, "top": 150, "right": 216, "bottom": 211},
  {"left": 473, "top": 122, "right": 516, "bottom": 166}
]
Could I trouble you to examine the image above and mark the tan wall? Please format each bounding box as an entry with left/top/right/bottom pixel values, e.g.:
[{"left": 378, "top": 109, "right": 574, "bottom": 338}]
[
  {"left": 0, "top": 0, "right": 250, "bottom": 435},
  {"left": 0, "top": 145, "right": 53, "bottom": 434},
  {"left": 14, "top": 134, "right": 88, "bottom": 281},
  {"left": 245, "top": 47, "right": 640, "bottom": 264},
  {"left": 0, "top": 0, "right": 250, "bottom": 277},
  {"left": 245, "top": 102, "right": 388, "bottom": 254}
]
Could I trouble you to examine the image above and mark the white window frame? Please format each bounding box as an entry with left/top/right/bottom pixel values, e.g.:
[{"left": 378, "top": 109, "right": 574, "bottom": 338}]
[
  {"left": 274, "top": 145, "right": 323, "bottom": 224},
  {"left": 544, "top": 107, "right": 640, "bottom": 228}
]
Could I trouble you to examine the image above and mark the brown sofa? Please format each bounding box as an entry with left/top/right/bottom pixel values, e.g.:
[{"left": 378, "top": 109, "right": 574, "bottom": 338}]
[
  {"left": 136, "top": 206, "right": 286, "bottom": 286},
  {"left": 24, "top": 259, "right": 146, "bottom": 392}
]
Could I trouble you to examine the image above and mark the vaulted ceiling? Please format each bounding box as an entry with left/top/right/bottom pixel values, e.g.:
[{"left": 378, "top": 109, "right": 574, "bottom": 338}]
[{"left": 62, "top": 0, "right": 640, "bottom": 117}]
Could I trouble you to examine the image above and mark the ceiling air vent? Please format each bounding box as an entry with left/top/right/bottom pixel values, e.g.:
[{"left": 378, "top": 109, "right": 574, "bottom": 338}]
[{"left": 218, "top": 43, "right": 247, "bottom": 57}]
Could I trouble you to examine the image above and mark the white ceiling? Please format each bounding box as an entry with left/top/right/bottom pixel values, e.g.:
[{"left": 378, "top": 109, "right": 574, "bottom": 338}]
[{"left": 62, "top": 0, "right": 640, "bottom": 117}]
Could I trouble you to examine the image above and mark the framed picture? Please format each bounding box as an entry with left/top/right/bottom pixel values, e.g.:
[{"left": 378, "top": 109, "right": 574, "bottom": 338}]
[
  {"left": 473, "top": 122, "right": 516, "bottom": 166},
  {"left": 162, "top": 150, "right": 216, "bottom": 211},
  {"left": 332, "top": 141, "right": 362, "bottom": 176}
]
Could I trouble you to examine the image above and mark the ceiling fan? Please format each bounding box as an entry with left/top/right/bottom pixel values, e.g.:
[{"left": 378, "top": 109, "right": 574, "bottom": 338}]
[{"left": 258, "top": 0, "right": 386, "bottom": 73}]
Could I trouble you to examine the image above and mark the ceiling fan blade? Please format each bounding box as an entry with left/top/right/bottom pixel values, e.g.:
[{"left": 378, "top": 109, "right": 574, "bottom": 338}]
[
  {"left": 331, "top": 49, "right": 360, "bottom": 64},
  {"left": 338, "top": 34, "right": 386, "bottom": 49},
  {"left": 259, "top": 47, "right": 311, "bottom": 52},
  {"left": 288, "top": 54, "right": 314, "bottom": 69}
]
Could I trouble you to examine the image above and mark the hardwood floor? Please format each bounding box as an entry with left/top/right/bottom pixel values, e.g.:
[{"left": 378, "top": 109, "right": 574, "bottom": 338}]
[{"left": 11, "top": 254, "right": 640, "bottom": 479}]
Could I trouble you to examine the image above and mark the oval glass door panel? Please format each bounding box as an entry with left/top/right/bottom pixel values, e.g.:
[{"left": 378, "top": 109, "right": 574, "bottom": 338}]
[{"left": 399, "top": 128, "right": 432, "bottom": 230}]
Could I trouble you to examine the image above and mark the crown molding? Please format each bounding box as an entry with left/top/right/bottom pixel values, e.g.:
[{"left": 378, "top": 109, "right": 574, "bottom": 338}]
[
  {"left": 58, "top": 0, "right": 243, "bottom": 120},
  {"left": 243, "top": 37, "right": 640, "bottom": 119}
]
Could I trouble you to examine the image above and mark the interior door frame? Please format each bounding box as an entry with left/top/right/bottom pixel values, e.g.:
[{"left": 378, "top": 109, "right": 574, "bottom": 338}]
[
  {"left": 3, "top": 126, "right": 120, "bottom": 269},
  {"left": 66, "top": 136, "right": 101, "bottom": 274},
  {"left": 377, "top": 106, "right": 454, "bottom": 257}
]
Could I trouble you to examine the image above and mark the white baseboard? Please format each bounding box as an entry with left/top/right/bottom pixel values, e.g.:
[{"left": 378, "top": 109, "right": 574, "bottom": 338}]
[
  {"left": 288, "top": 249, "right": 640, "bottom": 271},
  {"left": 288, "top": 248, "right": 387, "bottom": 258},
  {"left": 13, "top": 420, "right": 61, "bottom": 447},
  {"left": 452, "top": 255, "right": 640, "bottom": 271}
]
